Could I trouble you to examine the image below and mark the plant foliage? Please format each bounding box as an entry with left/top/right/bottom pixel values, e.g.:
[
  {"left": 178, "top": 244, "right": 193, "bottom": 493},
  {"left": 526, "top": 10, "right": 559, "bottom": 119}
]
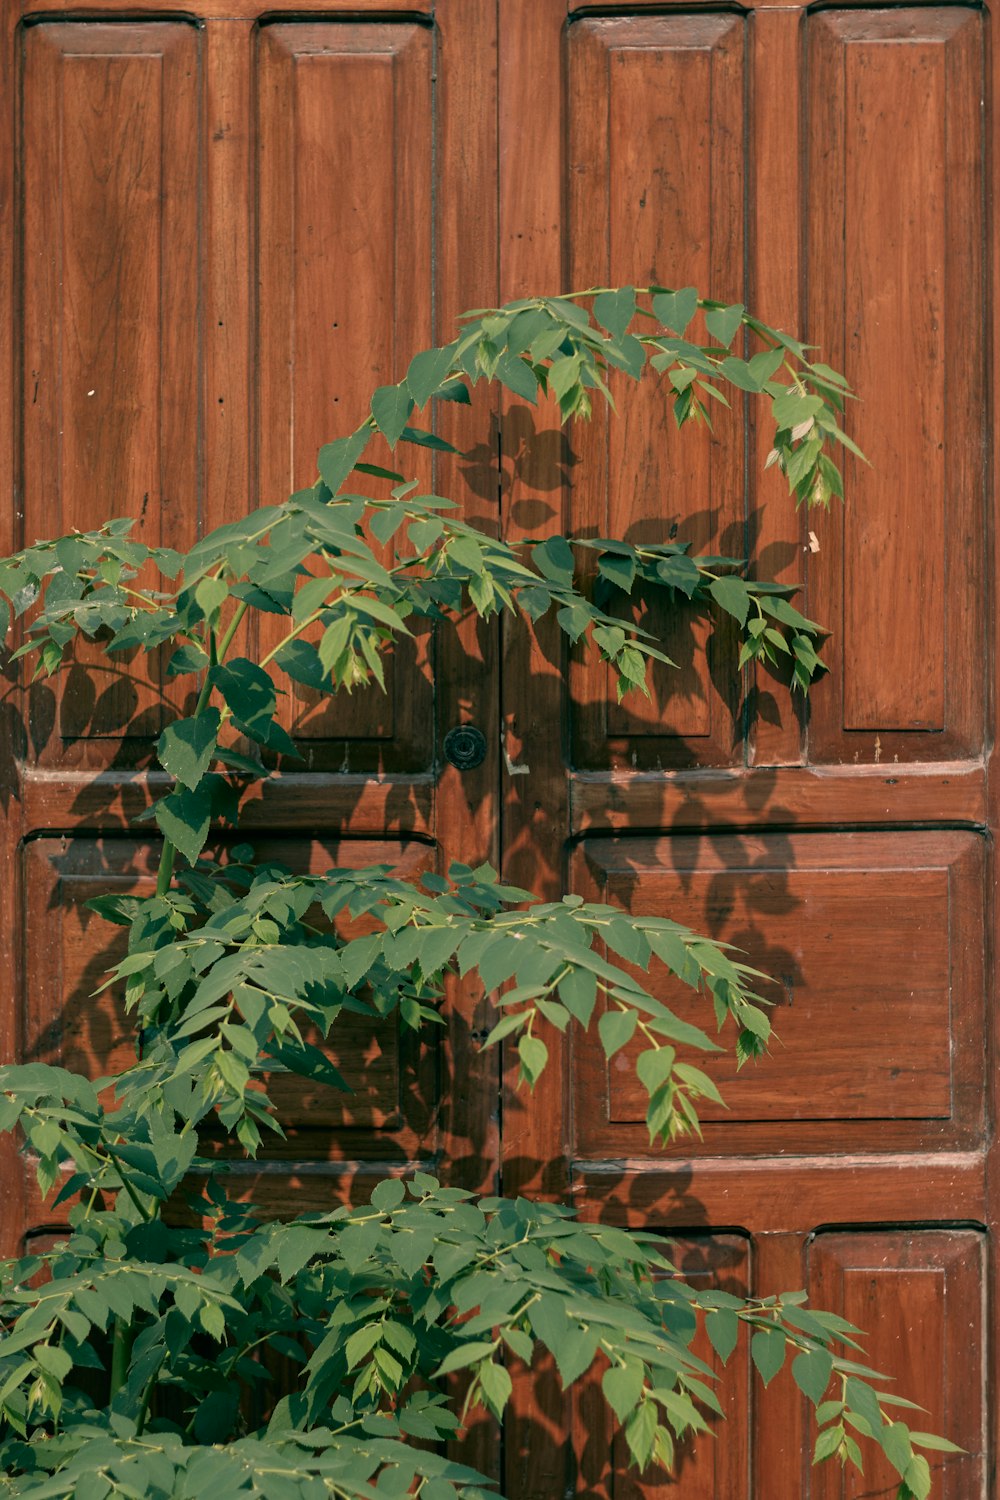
[{"left": 0, "top": 288, "right": 952, "bottom": 1498}]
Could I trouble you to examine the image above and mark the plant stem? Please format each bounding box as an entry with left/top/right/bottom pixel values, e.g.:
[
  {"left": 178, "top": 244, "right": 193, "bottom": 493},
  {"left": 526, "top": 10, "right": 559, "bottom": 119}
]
[{"left": 110, "top": 1315, "right": 130, "bottom": 1401}]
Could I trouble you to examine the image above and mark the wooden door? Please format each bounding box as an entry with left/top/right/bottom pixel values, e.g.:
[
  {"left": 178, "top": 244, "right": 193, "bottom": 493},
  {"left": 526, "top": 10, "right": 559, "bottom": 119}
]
[
  {"left": 0, "top": 0, "right": 995, "bottom": 1496},
  {"left": 0, "top": 0, "right": 502, "bottom": 1248},
  {"left": 498, "top": 2, "right": 993, "bottom": 1498}
]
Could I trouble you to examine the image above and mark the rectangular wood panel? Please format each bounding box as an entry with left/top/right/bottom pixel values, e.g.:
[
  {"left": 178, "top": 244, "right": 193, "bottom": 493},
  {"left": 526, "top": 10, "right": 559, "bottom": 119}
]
[
  {"left": 20, "top": 836, "right": 440, "bottom": 1208},
  {"left": 808, "top": 1231, "right": 986, "bottom": 1498},
  {"left": 567, "top": 15, "right": 747, "bottom": 770},
  {"left": 805, "top": 8, "right": 985, "bottom": 762},
  {"left": 256, "top": 21, "right": 434, "bottom": 763},
  {"left": 571, "top": 831, "right": 984, "bottom": 1158},
  {"left": 573, "top": 1235, "right": 750, "bottom": 1499},
  {"left": 19, "top": 22, "right": 202, "bottom": 749}
]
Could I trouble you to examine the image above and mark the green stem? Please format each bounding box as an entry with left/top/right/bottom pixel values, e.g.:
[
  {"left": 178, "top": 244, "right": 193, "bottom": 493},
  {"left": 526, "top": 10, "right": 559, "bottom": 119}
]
[
  {"left": 110, "top": 1315, "right": 130, "bottom": 1401},
  {"left": 134, "top": 1348, "right": 166, "bottom": 1435},
  {"left": 217, "top": 599, "right": 249, "bottom": 662}
]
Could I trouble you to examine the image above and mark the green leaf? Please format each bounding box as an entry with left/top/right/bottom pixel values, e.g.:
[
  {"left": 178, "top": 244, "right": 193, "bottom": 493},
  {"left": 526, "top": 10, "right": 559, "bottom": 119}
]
[
  {"left": 157, "top": 709, "right": 221, "bottom": 791},
  {"left": 478, "top": 1358, "right": 513, "bottom": 1419},
  {"left": 594, "top": 287, "right": 636, "bottom": 341},
  {"left": 635, "top": 1046, "right": 675, "bottom": 1095},
  {"left": 813, "top": 1424, "right": 845, "bottom": 1464},
  {"left": 559, "top": 967, "right": 598, "bottom": 1027},
  {"left": 598, "top": 1007, "right": 637, "bottom": 1060},
  {"left": 493, "top": 350, "right": 540, "bottom": 403},
  {"left": 166, "top": 642, "right": 210, "bottom": 677},
  {"left": 772, "top": 390, "right": 824, "bottom": 430},
  {"left": 518, "top": 1034, "right": 549, "bottom": 1088},
  {"left": 881, "top": 1421, "right": 915, "bottom": 1475},
  {"left": 652, "top": 287, "right": 698, "bottom": 335},
  {"left": 909, "top": 1431, "right": 965, "bottom": 1454},
  {"left": 705, "top": 303, "right": 745, "bottom": 348},
  {"left": 407, "top": 345, "right": 456, "bottom": 407},
  {"left": 211, "top": 657, "right": 296, "bottom": 754},
  {"left": 903, "top": 1455, "right": 932, "bottom": 1500},
  {"left": 371, "top": 384, "right": 414, "bottom": 447},
  {"left": 371, "top": 1177, "right": 406, "bottom": 1212},
  {"left": 625, "top": 1399, "right": 657, "bottom": 1472},
  {"left": 792, "top": 1348, "right": 833, "bottom": 1405},
  {"left": 709, "top": 575, "right": 750, "bottom": 626},
  {"left": 602, "top": 1359, "right": 644, "bottom": 1423},
  {"left": 707, "top": 1310, "right": 739, "bottom": 1364},
  {"left": 346, "top": 1324, "right": 382, "bottom": 1370},
  {"left": 845, "top": 1376, "right": 885, "bottom": 1438},
  {"left": 318, "top": 427, "right": 371, "bottom": 493},
  {"left": 399, "top": 425, "right": 461, "bottom": 453},
  {"left": 433, "top": 1341, "right": 498, "bottom": 1378},
  {"left": 154, "top": 783, "right": 214, "bottom": 867},
  {"left": 195, "top": 576, "right": 228, "bottom": 623},
  {"left": 751, "top": 1326, "right": 786, "bottom": 1387}
]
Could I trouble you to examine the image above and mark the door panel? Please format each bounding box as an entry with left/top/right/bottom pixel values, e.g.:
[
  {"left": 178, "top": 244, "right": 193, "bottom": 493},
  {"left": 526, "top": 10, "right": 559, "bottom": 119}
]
[
  {"left": 809, "top": 1231, "right": 987, "bottom": 1498},
  {"left": 256, "top": 20, "right": 434, "bottom": 759},
  {"left": 567, "top": 15, "right": 747, "bottom": 769},
  {"left": 576, "top": 1235, "right": 751, "bottom": 1499},
  {"left": 498, "top": 1, "right": 992, "bottom": 1495},
  {"left": 20, "top": 22, "right": 202, "bottom": 756},
  {"left": 806, "top": 8, "right": 985, "bottom": 762},
  {"left": 571, "top": 831, "right": 985, "bottom": 1156}
]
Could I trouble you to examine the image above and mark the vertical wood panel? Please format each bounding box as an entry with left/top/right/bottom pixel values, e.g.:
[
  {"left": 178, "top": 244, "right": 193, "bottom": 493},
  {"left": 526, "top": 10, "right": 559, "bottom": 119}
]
[
  {"left": 567, "top": 15, "right": 747, "bottom": 769},
  {"left": 20, "top": 23, "right": 201, "bottom": 748},
  {"left": 747, "top": 8, "right": 806, "bottom": 767},
  {"left": 256, "top": 22, "right": 433, "bottom": 759},
  {"left": 809, "top": 1231, "right": 986, "bottom": 1498},
  {"left": 806, "top": 8, "right": 985, "bottom": 762},
  {"left": 573, "top": 1235, "right": 751, "bottom": 1498}
]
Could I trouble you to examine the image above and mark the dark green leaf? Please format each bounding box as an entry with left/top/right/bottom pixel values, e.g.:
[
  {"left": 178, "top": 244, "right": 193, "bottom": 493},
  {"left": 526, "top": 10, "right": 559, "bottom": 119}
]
[
  {"left": 371, "top": 385, "right": 414, "bottom": 447},
  {"left": 157, "top": 710, "right": 221, "bottom": 791}
]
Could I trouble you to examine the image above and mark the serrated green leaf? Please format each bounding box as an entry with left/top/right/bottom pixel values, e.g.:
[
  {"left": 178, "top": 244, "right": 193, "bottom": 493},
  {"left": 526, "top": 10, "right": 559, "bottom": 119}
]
[
  {"left": 594, "top": 287, "right": 636, "bottom": 341},
  {"left": 652, "top": 287, "right": 698, "bottom": 335},
  {"left": 407, "top": 345, "right": 456, "bottom": 407},
  {"left": 157, "top": 709, "right": 221, "bottom": 791},
  {"left": 751, "top": 1326, "right": 785, "bottom": 1387},
  {"left": 154, "top": 783, "right": 213, "bottom": 867},
  {"left": 792, "top": 1348, "right": 833, "bottom": 1405},
  {"left": 598, "top": 1007, "right": 638, "bottom": 1060},
  {"left": 709, "top": 575, "right": 750, "bottom": 626},
  {"left": 705, "top": 303, "right": 744, "bottom": 348},
  {"left": 602, "top": 1359, "right": 644, "bottom": 1424},
  {"left": 518, "top": 1034, "right": 549, "bottom": 1087},
  {"left": 371, "top": 384, "right": 414, "bottom": 447},
  {"left": 706, "top": 1309, "right": 739, "bottom": 1364}
]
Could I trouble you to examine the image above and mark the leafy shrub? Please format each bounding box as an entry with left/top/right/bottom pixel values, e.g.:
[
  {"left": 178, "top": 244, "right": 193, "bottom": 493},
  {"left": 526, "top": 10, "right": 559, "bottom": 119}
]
[{"left": 0, "top": 289, "right": 951, "bottom": 1499}]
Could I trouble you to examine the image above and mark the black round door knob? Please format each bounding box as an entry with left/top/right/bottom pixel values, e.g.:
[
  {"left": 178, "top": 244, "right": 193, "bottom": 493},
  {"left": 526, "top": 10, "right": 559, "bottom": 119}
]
[{"left": 443, "top": 724, "right": 487, "bottom": 771}]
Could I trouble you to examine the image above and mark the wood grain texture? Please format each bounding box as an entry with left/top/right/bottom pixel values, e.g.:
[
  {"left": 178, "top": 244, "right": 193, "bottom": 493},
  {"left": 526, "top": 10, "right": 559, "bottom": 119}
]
[
  {"left": 569, "top": 760, "right": 987, "bottom": 833},
  {"left": 256, "top": 20, "right": 433, "bottom": 762},
  {"left": 570, "top": 1152, "right": 986, "bottom": 1236},
  {"left": 805, "top": 7, "right": 985, "bottom": 763},
  {"left": 20, "top": 22, "right": 201, "bottom": 756},
  {"left": 20, "top": 837, "right": 440, "bottom": 1187},
  {"left": 571, "top": 831, "right": 985, "bottom": 1157},
  {"left": 567, "top": 14, "right": 747, "bottom": 770},
  {"left": 809, "top": 1231, "right": 986, "bottom": 1498},
  {"left": 747, "top": 7, "right": 806, "bottom": 767},
  {"left": 575, "top": 1235, "right": 751, "bottom": 1498}
]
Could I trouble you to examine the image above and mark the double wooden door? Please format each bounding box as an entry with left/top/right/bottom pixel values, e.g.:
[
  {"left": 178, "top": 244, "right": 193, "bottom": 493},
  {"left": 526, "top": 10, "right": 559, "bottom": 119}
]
[{"left": 0, "top": 0, "right": 994, "bottom": 1495}]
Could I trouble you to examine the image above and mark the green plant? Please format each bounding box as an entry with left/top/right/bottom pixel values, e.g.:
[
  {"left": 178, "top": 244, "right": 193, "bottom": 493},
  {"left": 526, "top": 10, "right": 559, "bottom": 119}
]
[{"left": 0, "top": 288, "right": 955, "bottom": 1499}]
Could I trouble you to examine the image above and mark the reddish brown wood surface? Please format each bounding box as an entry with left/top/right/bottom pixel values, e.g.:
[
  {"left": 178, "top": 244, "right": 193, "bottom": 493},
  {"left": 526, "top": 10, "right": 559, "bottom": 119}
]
[{"left": 0, "top": 0, "right": 995, "bottom": 1495}]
